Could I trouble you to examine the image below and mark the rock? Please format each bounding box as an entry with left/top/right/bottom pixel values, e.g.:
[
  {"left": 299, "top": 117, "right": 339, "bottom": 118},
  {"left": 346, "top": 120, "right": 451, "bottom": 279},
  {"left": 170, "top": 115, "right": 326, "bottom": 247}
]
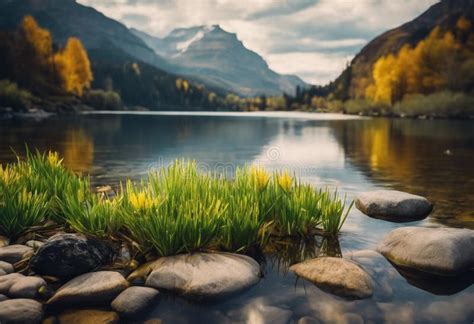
[
  {"left": 297, "top": 317, "right": 321, "bottom": 324},
  {"left": 48, "top": 271, "right": 129, "bottom": 306},
  {"left": 355, "top": 190, "right": 433, "bottom": 221},
  {"left": 25, "top": 240, "right": 44, "bottom": 250},
  {"left": 29, "top": 233, "right": 116, "bottom": 279},
  {"left": 0, "top": 236, "right": 8, "bottom": 248},
  {"left": 111, "top": 286, "right": 159, "bottom": 317},
  {"left": 0, "top": 299, "right": 43, "bottom": 323},
  {"left": 345, "top": 250, "right": 397, "bottom": 299},
  {"left": 290, "top": 257, "right": 373, "bottom": 299},
  {"left": 0, "top": 294, "right": 7, "bottom": 301},
  {"left": 246, "top": 303, "right": 293, "bottom": 324},
  {"left": 0, "top": 245, "right": 33, "bottom": 263},
  {"left": 56, "top": 309, "right": 119, "bottom": 324},
  {"left": 8, "top": 276, "right": 47, "bottom": 298},
  {"left": 0, "top": 273, "right": 46, "bottom": 298},
  {"left": 378, "top": 226, "right": 474, "bottom": 276},
  {"left": 0, "top": 261, "right": 14, "bottom": 274},
  {"left": 144, "top": 252, "right": 261, "bottom": 300},
  {"left": 0, "top": 261, "right": 14, "bottom": 276}
]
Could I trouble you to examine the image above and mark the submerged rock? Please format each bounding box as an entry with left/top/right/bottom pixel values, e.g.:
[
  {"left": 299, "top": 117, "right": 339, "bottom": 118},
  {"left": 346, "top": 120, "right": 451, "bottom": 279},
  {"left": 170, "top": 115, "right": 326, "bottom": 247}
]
[
  {"left": 0, "top": 299, "right": 43, "bottom": 323},
  {"left": 111, "top": 286, "right": 159, "bottom": 317},
  {"left": 144, "top": 252, "right": 261, "bottom": 300},
  {"left": 378, "top": 226, "right": 474, "bottom": 276},
  {"left": 355, "top": 190, "right": 433, "bottom": 221},
  {"left": 0, "top": 245, "right": 33, "bottom": 263},
  {"left": 48, "top": 271, "right": 129, "bottom": 306},
  {"left": 55, "top": 309, "right": 119, "bottom": 324},
  {"left": 245, "top": 301, "right": 293, "bottom": 324},
  {"left": 30, "top": 233, "right": 116, "bottom": 279},
  {"left": 0, "top": 261, "right": 14, "bottom": 275},
  {"left": 290, "top": 257, "right": 373, "bottom": 299}
]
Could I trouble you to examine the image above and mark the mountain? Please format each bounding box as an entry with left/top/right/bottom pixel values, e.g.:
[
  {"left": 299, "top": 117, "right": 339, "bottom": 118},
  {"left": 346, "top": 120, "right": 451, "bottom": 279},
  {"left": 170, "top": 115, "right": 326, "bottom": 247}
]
[
  {"left": 0, "top": 0, "right": 231, "bottom": 111},
  {"left": 0, "top": 0, "right": 172, "bottom": 71},
  {"left": 131, "top": 25, "right": 308, "bottom": 97},
  {"left": 332, "top": 0, "right": 474, "bottom": 99}
]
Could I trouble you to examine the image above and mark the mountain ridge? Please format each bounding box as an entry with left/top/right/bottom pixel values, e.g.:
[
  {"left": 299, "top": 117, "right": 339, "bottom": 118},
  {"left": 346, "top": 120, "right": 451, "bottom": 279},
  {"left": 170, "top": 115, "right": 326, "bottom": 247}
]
[{"left": 131, "top": 25, "right": 308, "bottom": 97}]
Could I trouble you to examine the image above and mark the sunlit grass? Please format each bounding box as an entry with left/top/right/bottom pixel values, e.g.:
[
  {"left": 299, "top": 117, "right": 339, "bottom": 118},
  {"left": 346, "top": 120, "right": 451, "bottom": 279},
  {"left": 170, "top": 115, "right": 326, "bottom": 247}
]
[{"left": 0, "top": 151, "right": 353, "bottom": 257}]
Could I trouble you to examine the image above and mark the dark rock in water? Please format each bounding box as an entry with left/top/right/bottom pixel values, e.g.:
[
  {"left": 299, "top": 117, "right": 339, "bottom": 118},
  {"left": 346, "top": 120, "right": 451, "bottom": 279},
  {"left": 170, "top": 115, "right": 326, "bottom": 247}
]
[
  {"left": 29, "top": 234, "right": 116, "bottom": 279},
  {"left": 0, "top": 245, "right": 34, "bottom": 263},
  {"left": 355, "top": 190, "right": 433, "bottom": 222},
  {"left": 290, "top": 257, "right": 373, "bottom": 299},
  {"left": 111, "top": 286, "right": 159, "bottom": 317},
  {"left": 0, "top": 294, "right": 7, "bottom": 301},
  {"left": 0, "top": 298, "right": 43, "bottom": 323},
  {"left": 378, "top": 226, "right": 474, "bottom": 276},
  {"left": 47, "top": 271, "right": 129, "bottom": 306}
]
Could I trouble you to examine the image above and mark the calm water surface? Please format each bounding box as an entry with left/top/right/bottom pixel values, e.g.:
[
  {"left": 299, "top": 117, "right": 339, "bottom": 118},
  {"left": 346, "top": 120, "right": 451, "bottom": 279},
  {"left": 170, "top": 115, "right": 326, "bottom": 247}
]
[{"left": 1, "top": 111, "right": 473, "bottom": 323}]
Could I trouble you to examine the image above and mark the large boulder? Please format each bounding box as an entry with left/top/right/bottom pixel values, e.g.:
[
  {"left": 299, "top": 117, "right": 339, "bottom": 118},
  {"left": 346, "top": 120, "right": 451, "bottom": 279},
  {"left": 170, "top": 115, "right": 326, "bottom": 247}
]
[
  {"left": 29, "top": 234, "right": 116, "bottom": 279},
  {"left": 377, "top": 226, "right": 474, "bottom": 276},
  {"left": 111, "top": 286, "right": 159, "bottom": 317},
  {"left": 0, "top": 273, "right": 46, "bottom": 298},
  {"left": 47, "top": 271, "right": 129, "bottom": 306},
  {"left": 0, "top": 299, "right": 44, "bottom": 323},
  {"left": 143, "top": 252, "right": 261, "bottom": 300},
  {"left": 0, "top": 245, "right": 33, "bottom": 263},
  {"left": 290, "top": 257, "right": 373, "bottom": 299},
  {"left": 355, "top": 190, "right": 433, "bottom": 222}
]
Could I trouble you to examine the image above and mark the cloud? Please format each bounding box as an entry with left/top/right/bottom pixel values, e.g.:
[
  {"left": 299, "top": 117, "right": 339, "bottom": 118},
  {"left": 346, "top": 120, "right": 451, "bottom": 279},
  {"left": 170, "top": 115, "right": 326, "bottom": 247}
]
[{"left": 77, "top": 0, "right": 439, "bottom": 85}]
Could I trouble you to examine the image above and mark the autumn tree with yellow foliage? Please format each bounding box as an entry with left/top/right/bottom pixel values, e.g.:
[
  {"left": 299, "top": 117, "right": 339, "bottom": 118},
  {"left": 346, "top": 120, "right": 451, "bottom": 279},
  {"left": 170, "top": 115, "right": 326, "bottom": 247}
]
[
  {"left": 0, "top": 15, "right": 93, "bottom": 97},
  {"left": 366, "top": 17, "right": 473, "bottom": 105},
  {"left": 54, "top": 37, "right": 93, "bottom": 96}
]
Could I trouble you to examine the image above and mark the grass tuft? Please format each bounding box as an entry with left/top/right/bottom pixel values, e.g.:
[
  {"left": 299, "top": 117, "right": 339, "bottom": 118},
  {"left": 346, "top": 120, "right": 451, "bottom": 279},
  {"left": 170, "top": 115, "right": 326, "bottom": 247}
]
[{"left": 0, "top": 152, "right": 353, "bottom": 256}]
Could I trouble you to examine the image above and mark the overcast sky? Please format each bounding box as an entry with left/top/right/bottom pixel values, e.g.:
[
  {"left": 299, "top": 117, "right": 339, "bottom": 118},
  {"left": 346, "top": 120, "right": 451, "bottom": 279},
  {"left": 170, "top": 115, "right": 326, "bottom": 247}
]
[{"left": 77, "top": 0, "right": 438, "bottom": 85}]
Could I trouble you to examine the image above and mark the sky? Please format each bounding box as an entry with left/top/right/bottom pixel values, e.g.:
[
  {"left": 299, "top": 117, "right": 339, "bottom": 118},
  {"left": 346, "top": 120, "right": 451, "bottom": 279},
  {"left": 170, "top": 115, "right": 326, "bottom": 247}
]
[{"left": 77, "top": 0, "right": 439, "bottom": 85}]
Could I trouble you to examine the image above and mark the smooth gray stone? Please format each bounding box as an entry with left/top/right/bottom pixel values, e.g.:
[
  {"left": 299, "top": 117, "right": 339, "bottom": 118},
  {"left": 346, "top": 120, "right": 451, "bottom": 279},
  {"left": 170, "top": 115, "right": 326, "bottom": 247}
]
[
  {"left": 144, "top": 252, "right": 261, "bottom": 300},
  {"left": 0, "top": 245, "right": 33, "bottom": 263},
  {"left": 111, "top": 286, "right": 159, "bottom": 317},
  {"left": 0, "top": 299, "right": 43, "bottom": 323},
  {"left": 0, "top": 273, "right": 46, "bottom": 298},
  {"left": 356, "top": 190, "right": 433, "bottom": 221},
  {"left": 0, "top": 261, "right": 14, "bottom": 274},
  {"left": 378, "top": 226, "right": 474, "bottom": 275},
  {"left": 48, "top": 271, "right": 129, "bottom": 306},
  {"left": 290, "top": 257, "right": 373, "bottom": 299}
]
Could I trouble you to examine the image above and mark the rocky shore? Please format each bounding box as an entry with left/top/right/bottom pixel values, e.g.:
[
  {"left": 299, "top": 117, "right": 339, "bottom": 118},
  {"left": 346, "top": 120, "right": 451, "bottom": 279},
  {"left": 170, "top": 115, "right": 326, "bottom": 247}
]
[{"left": 0, "top": 189, "right": 473, "bottom": 323}]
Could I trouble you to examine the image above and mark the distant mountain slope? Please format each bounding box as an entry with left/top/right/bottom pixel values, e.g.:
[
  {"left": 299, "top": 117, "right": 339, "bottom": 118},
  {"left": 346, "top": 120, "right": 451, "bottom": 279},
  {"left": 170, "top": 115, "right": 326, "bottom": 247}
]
[
  {"left": 333, "top": 0, "right": 474, "bottom": 99},
  {"left": 0, "top": 0, "right": 172, "bottom": 71},
  {"left": 132, "top": 25, "right": 308, "bottom": 97},
  {"left": 0, "top": 0, "right": 234, "bottom": 111}
]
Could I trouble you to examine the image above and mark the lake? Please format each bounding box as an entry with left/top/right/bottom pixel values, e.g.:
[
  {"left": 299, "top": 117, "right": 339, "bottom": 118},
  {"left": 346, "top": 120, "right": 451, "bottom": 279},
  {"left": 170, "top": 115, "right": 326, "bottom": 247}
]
[{"left": 1, "top": 111, "right": 473, "bottom": 323}]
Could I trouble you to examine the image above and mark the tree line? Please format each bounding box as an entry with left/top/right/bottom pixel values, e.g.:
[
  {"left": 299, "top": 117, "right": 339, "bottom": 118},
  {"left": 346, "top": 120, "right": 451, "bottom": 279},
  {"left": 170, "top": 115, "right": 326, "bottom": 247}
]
[{"left": 0, "top": 16, "right": 92, "bottom": 97}]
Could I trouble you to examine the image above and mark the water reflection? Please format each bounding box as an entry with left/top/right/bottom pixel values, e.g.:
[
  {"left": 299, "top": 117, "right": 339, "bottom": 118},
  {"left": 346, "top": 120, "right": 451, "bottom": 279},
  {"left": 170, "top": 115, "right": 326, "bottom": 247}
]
[
  {"left": 1, "top": 112, "right": 473, "bottom": 323},
  {"left": 330, "top": 119, "right": 474, "bottom": 227}
]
